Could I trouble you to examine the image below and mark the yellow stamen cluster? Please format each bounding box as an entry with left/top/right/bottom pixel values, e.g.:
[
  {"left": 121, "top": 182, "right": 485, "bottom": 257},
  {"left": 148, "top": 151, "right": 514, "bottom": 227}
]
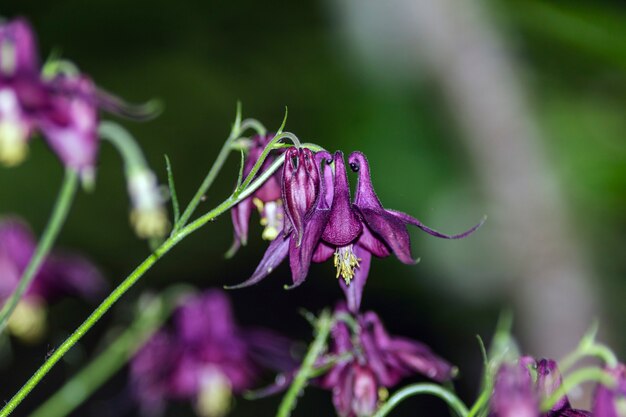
[
  {"left": 8, "top": 298, "right": 47, "bottom": 344},
  {"left": 334, "top": 245, "right": 361, "bottom": 285},
  {"left": 253, "top": 198, "right": 283, "bottom": 241}
]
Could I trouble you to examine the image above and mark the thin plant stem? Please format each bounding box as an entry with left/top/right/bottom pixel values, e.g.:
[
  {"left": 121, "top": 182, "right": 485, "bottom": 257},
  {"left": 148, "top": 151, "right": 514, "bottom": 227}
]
[
  {"left": 276, "top": 310, "right": 332, "bottom": 417},
  {"left": 373, "top": 383, "right": 469, "bottom": 417},
  {"left": 27, "top": 286, "right": 191, "bottom": 417},
  {"left": 0, "top": 168, "right": 79, "bottom": 334},
  {"left": 0, "top": 152, "right": 285, "bottom": 417}
]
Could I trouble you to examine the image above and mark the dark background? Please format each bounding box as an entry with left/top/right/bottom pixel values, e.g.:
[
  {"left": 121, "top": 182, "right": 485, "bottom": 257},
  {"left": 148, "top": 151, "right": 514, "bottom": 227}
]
[{"left": 1, "top": 0, "right": 626, "bottom": 416}]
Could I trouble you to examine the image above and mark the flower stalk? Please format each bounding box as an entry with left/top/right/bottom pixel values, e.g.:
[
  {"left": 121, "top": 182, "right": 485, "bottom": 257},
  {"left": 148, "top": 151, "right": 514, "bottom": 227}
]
[
  {"left": 27, "top": 285, "right": 192, "bottom": 417},
  {"left": 0, "top": 168, "right": 79, "bottom": 335},
  {"left": 372, "top": 383, "right": 469, "bottom": 417}
]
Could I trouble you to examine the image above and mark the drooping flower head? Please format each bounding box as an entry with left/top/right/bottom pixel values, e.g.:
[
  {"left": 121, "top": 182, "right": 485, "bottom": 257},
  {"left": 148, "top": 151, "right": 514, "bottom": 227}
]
[
  {"left": 259, "top": 304, "right": 455, "bottom": 417},
  {"left": 131, "top": 289, "right": 294, "bottom": 417},
  {"left": 230, "top": 148, "right": 483, "bottom": 313},
  {"left": 229, "top": 134, "right": 284, "bottom": 255},
  {"left": 0, "top": 216, "right": 105, "bottom": 342},
  {"left": 0, "top": 17, "right": 157, "bottom": 175},
  {"left": 489, "top": 357, "right": 591, "bottom": 417}
]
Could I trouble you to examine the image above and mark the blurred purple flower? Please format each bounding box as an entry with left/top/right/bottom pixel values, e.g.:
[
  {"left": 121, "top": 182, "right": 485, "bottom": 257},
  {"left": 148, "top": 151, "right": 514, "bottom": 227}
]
[
  {"left": 229, "top": 134, "right": 284, "bottom": 255},
  {"left": 131, "top": 290, "right": 294, "bottom": 417},
  {"left": 257, "top": 304, "right": 454, "bottom": 417},
  {"left": 489, "top": 358, "right": 590, "bottom": 417},
  {"left": 0, "top": 216, "right": 105, "bottom": 341},
  {"left": 593, "top": 364, "right": 626, "bottom": 417},
  {"left": 318, "top": 305, "right": 455, "bottom": 417},
  {"left": 0, "top": 17, "right": 155, "bottom": 173}
]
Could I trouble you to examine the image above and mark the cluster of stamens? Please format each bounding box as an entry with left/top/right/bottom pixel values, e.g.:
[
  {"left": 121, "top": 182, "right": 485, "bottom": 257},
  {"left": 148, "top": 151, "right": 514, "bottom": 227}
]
[
  {"left": 254, "top": 198, "right": 283, "bottom": 241},
  {"left": 334, "top": 245, "right": 361, "bottom": 285}
]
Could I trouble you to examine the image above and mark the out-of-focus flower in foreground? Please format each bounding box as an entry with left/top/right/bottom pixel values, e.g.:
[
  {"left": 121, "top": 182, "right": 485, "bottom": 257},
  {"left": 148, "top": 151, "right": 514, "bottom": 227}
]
[
  {"left": 0, "top": 216, "right": 105, "bottom": 342},
  {"left": 490, "top": 357, "right": 591, "bottom": 417},
  {"left": 593, "top": 364, "right": 626, "bottom": 417},
  {"left": 130, "top": 290, "right": 293, "bottom": 417}
]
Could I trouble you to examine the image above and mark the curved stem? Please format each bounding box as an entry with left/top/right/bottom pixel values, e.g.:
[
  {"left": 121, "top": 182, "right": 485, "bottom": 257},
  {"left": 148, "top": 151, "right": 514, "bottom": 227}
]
[
  {"left": 0, "top": 168, "right": 79, "bottom": 334},
  {"left": 276, "top": 310, "right": 332, "bottom": 417},
  {"left": 373, "top": 383, "right": 469, "bottom": 417},
  {"left": 0, "top": 155, "right": 286, "bottom": 417},
  {"left": 27, "top": 286, "right": 191, "bottom": 417}
]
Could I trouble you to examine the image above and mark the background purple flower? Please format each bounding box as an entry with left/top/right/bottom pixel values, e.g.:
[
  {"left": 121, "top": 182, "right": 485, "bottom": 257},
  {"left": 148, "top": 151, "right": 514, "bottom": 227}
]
[
  {"left": 131, "top": 289, "right": 294, "bottom": 417},
  {"left": 0, "top": 216, "right": 105, "bottom": 341}
]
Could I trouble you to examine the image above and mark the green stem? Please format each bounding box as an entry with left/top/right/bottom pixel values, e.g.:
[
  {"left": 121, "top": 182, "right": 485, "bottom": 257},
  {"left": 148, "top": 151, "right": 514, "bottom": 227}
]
[
  {"left": 0, "top": 168, "right": 79, "bottom": 334},
  {"left": 27, "top": 286, "right": 190, "bottom": 417},
  {"left": 373, "top": 383, "right": 469, "bottom": 417},
  {"left": 0, "top": 154, "right": 285, "bottom": 417},
  {"left": 276, "top": 310, "right": 332, "bottom": 417}
]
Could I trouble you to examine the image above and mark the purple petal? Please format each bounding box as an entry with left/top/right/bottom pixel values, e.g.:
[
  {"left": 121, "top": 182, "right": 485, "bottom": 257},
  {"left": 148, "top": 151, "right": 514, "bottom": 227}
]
[
  {"left": 388, "top": 209, "right": 486, "bottom": 240},
  {"left": 592, "top": 364, "right": 626, "bottom": 417},
  {"left": 40, "top": 75, "right": 99, "bottom": 171},
  {"left": 322, "top": 151, "right": 362, "bottom": 246},
  {"left": 490, "top": 363, "right": 539, "bottom": 417},
  {"left": 352, "top": 365, "right": 379, "bottom": 417},
  {"left": 357, "top": 224, "right": 390, "bottom": 258},
  {"left": 0, "top": 18, "right": 39, "bottom": 75},
  {"left": 556, "top": 410, "right": 592, "bottom": 417},
  {"left": 348, "top": 151, "right": 384, "bottom": 211},
  {"left": 312, "top": 242, "right": 334, "bottom": 263},
  {"left": 286, "top": 208, "right": 330, "bottom": 289},
  {"left": 225, "top": 234, "right": 289, "bottom": 289},
  {"left": 338, "top": 247, "right": 371, "bottom": 313},
  {"left": 315, "top": 151, "right": 334, "bottom": 210},
  {"left": 536, "top": 358, "right": 570, "bottom": 412},
  {"left": 175, "top": 291, "right": 237, "bottom": 344},
  {"left": 356, "top": 207, "right": 415, "bottom": 264},
  {"left": 332, "top": 365, "right": 354, "bottom": 417},
  {"left": 34, "top": 252, "right": 106, "bottom": 302},
  {"left": 230, "top": 196, "right": 253, "bottom": 248},
  {"left": 245, "top": 328, "right": 296, "bottom": 373}
]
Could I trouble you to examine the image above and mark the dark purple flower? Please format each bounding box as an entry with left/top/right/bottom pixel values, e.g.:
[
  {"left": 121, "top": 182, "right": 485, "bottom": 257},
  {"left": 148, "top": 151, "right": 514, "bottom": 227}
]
[
  {"left": 259, "top": 304, "right": 454, "bottom": 417},
  {"left": 227, "top": 149, "right": 331, "bottom": 289},
  {"left": 0, "top": 216, "right": 105, "bottom": 341},
  {"left": 229, "top": 134, "right": 284, "bottom": 255},
  {"left": 321, "top": 151, "right": 483, "bottom": 312},
  {"left": 593, "top": 364, "right": 626, "bottom": 417},
  {"left": 0, "top": 17, "right": 155, "bottom": 173},
  {"left": 489, "top": 358, "right": 590, "bottom": 417},
  {"left": 131, "top": 290, "right": 294, "bottom": 417}
]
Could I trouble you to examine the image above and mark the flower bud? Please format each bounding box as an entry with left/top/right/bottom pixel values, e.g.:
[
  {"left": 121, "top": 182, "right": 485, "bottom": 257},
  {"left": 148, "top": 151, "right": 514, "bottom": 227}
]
[
  {"left": 128, "top": 168, "right": 169, "bottom": 239},
  {"left": 282, "top": 147, "right": 320, "bottom": 245}
]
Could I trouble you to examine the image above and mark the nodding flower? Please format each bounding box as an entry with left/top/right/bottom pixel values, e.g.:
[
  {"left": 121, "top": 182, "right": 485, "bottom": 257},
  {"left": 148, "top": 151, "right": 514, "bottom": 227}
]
[
  {"left": 593, "top": 364, "right": 626, "bottom": 417},
  {"left": 228, "top": 134, "right": 284, "bottom": 256},
  {"left": 229, "top": 148, "right": 483, "bottom": 313},
  {"left": 130, "top": 290, "right": 294, "bottom": 417},
  {"left": 256, "top": 304, "right": 455, "bottom": 417},
  {"left": 0, "top": 17, "right": 156, "bottom": 175},
  {"left": 0, "top": 216, "right": 105, "bottom": 343},
  {"left": 490, "top": 358, "right": 591, "bottom": 417}
]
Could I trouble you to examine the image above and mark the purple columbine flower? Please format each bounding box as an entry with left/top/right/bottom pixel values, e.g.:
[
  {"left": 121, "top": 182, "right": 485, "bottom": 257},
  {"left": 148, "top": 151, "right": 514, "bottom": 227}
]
[
  {"left": 490, "top": 358, "right": 590, "bottom": 417},
  {"left": 0, "top": 216, "right": 105, "bottom": 342},
  {"left": 0, "top": 17, "right": 154, "bottom": 174},
  {"left": 229, "top": 134, "right": 284, "bottom": 255},
  {"left": 0, "top": 18, "right": 48, "bottom": 166},
  {"left": 259, "top": 304, "right": 454, "bottom": 417},
  {"left": 131, "top": 289, "right": 294, "bottom": 417},
  {"left": 593, "top": 364, "right": 626, "bottom": 417}
]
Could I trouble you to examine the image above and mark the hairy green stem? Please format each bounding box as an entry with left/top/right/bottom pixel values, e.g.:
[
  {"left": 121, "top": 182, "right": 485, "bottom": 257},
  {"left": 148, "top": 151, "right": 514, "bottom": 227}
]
[
  {"left": 0, "top": 169, "right": 79, "bottom": 334},
  {"left": 27, "top": 286, "right": 191, "bottom": 417},
  {"left": 0, "top": 154, "right": 285, "bottom": 417},
  {"left": 373, "top": 383, "right": 469, "bottom": 417},
  {"left": 276, "top": 310, "right": 332, "bottom": 417}
]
